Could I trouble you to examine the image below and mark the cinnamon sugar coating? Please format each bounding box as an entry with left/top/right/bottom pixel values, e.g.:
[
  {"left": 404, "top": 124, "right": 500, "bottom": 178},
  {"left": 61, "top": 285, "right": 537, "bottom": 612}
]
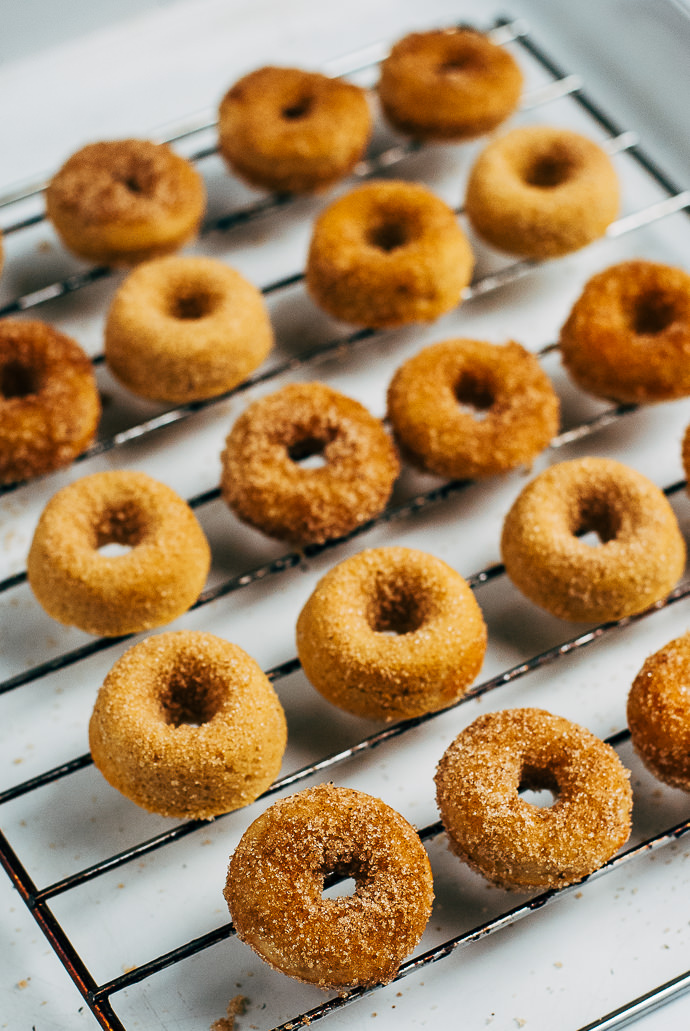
[
  {"left": 225, "top": 783, "right": 434, "bottom": 988},
  {"left": 628, "top": 633, "right": 690, "bottom": 791}
]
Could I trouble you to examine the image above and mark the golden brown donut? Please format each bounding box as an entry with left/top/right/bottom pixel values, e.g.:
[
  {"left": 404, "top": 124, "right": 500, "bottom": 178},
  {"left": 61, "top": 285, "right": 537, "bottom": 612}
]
[
  {"left": 224, "top": 783, "right": 434, "bottom": 988},
  {"left": 218, "top": 66, "right": 372, "bottom": 194},
  {"left": 378, "top": 27, "right": 523, "bottom": 141},
  {"left": 296, "top": 546, "right": 487, "bottom": 721},
  {"left": 500, "top": 457, "right": 686, "bottom": 623},
  {"left": 305, "top": 179, "right": 474, "bottom": 328},
  {"left": 435, "top": 708, "right": 633, "bottom": 890},
  {"left": 0, "top": 319, "right": 100, "bottom": 484},
  {"left": 89, "top": 630, "right": 287, "bottom": 819},
  {"left": 104, "top": 255, "right": 273, "bottom": 403},
  {"left": 220, "top": 382, "right": 399, "bottom": 545},
  {"left": 27, "top": 470, "right": 210, "bottom": 636},
  {"left": 387, "top": 337, "right": 559, "bottom": 479},
  {"left": 465, "top": 126, "right": 619, "bottom": 259},
  {"left": 46, "top": 139, "right": 205, "bottom": 265},
  {"left": 559, "top": 260, "right": 690, "bottom": 403}
]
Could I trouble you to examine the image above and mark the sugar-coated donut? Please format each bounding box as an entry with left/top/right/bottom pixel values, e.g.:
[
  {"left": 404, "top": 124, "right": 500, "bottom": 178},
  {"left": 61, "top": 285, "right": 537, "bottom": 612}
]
[
  {"left": 104, "top": 255, "right": 273, "bottom": 403},
  {"left": 46, "top": 139, "right": 205, "bottom": 265},
  {"left": 500, "top": 457, "right": 686, "bottom": 623},
  {"left": 27, "top": 470, "right": 210, "bottom": 636},
  {"left": 559, "top": 260, "right": 690, "bottom": 403},
  {"left": 379, "top": 27, "right": 523, "bottom": 141},
  {"left": 387, "top": 337, "right": 559, "bottom": 479},
  {"left": 627, "top": 633, "right": 690, "bottom": 791},
  {"left": 224, "top": 783, "right": 434, "bottom": 988},
  {"left": 89, "top": 631, "right": 287, "bottom": 819},
  {"left": 465, "top": 126, "right": 619, "bottom": 259},
  {"left": 218, "top": 66, "right": 372, "bottom": 194},
  {"left": 306, "top": 179, "right": 474, "bottom": 328},
  {"left": 220, "top": 382, "right": 399, "bottom": 545},
  {"left": 436, "top": 708, "right": 633, "bottom": 890},
  {"left": 0, "top": 319, "right": 100, "bottom": 484},
  {"left": 296, "top": 546, "right": 487, "bottom": 721}
]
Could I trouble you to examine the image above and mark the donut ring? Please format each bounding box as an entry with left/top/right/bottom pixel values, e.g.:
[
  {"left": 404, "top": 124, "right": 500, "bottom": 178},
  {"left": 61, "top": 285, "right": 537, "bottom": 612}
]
[
  {"left": 386, "top": 337, "right": 559, "bottom": 479},
  {"left": 218, "top": 66, "right": 372, "bottom": 194},
  {"left": 27, "top": 470, "right": 210, "bottom": 636},
  {"left": 0, "top": 319, "right": 100, "bottom": 484},
  {"left": 305, "top": 179, "right": 474, "bottom": 328},
  {"left": 378, "top": 27, "right": 523, "bottom": 141},
  {"left": 465, "top": 126, "right": 619, "bottom": 259},
  {"left": 89, "top": 630, "right": 287, "bottom": 819},
  {"left": 220, "top": 382, "right": 399, "bottom": 545},
  {"left": 559, "top": 260, "right": 690, "bottom": 403},
  {"left": 46, "top": 139, "right": 205, "bottom": 265},
  {"left": 224, "top": 783, "right": 434, "bottom": 988},
  {"left": 500, "top": 457, "right": 686, "bottom": 623},
  {"left": 435, "top": 708, "right": 633, "bottom": 890},
  {"left": 104, "top": 256, "right": 273, "bottom": 403},
  {"left": 296, "top": 546, "right": 487, "bottom": 721}
]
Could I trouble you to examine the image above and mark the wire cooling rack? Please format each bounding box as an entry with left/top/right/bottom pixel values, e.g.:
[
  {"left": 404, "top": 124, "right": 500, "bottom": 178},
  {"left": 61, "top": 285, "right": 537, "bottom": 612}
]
[{"left": 2, "top": 11, "right": 690, "bottom": 1031}]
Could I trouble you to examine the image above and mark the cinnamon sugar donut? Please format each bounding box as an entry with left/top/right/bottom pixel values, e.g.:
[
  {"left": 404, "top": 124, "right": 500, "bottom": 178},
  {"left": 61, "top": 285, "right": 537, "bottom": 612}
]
[
  {"left": 46, "top": 139, "right": 205, "bottom": 265},
  {"left": 305, "top": 179, "right": 474, "bottom": 328},
  {"left": 218, "top": 66, "right": 372, "bottom": 194},
  {"left": 224, "top": 783, "right": 434, "bottom": 988},
  {"left": 387, "top": 337, "right": 559, "bottom": 479},
  {"left": 628, "top": 633, "right": 690, "bottom": 791},
  {"left": 435, "top": 708, "right": 633, "bottom": 890},
  {"left": 220, "top": 382, "right": 399, "bottom": 545},
  {"left": 465, "top": 126, "right": 619, "bottom": 258},
  {"left": 0, "top": 319, "right": 100, "bottom": 484},
  {"left": 104, "top": 255, "right": 273, "bottom": 403},
  {"left": 27, "top": 470, "right": 210, "bottom": 636},
  {"left": 89, "top": 631, "right": 287, "bottom": 819},
  {"left": 379, "top": 27, "right": 523, "bottom": 141},
  {"left": 296, "top": 546, "right": 487, "bottom": 721},
  {"left": 500, "top": 457, "right": 686, "bottom": 623}
]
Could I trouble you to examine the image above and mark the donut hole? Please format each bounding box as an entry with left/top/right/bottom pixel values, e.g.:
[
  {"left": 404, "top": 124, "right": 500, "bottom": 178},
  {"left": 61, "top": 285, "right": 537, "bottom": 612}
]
[
  {"left": 159, "top": 661, "right": 225, "bottom": 728},
  {"left": 321, "top": 853, "right": 367, "bottom": 899},
  {"left": 518, "top": 764, "right": 560, "bottom": 808},
  {"left": 367, "top": 217, "right": 412, "bottom": 253},
  {"left": 438, "top": 49, "right": 484, "bottom": 76},
  {"left": 368, "top": 576, "right": 427, "bottom": 635},
  {"left": 454, "top": 368, "right": 495, "bottom": 420},
  {"left": 94, "top": 500, "right": 148, "bottom": 553},
  {"left": 282, "top": 94, "right": 314, "bottom": 120},
  {"left": 169, "top": 288, "right": 219, "bottom": 321},
  {"left": 524, "top": 147, "right": 577, "bottom": 189},
  {"left": 287, "top": 433, "right": 333, "bottom": 469},
  {"left": 572, "top": 494, "right": 622, "bottom": 547},
  {"left": 632, "top": 290, "right": 678, "bottom": 335},
  {"left": 1, "top": 360, "right": 38, "bottom": 399}
]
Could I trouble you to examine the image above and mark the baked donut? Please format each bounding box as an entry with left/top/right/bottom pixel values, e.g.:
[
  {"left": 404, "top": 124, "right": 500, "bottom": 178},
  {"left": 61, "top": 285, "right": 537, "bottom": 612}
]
[
  {"left": 378, "top": 27, "right": 523, "bottom": 141},
  {"left": 224, "top": 783, "right": 434, "bottom": 988},
  {"left": 387, "top": 337, "right": 559, "bottom": 479},
  {"left": 46, "top": 139, "right": 205, "bottom": 265},
  {"left": 27, "top": 470, "right": 210, "bottom": 636},
  {"left": 559, "top": 260, "right": 690, "bottom": 403},
  {"left": 89, "top": 630, "right": 287, "bottom": 819},
  {"left": 435, "top": 708, "right": 633, "bottom": 890},
  {"left": 627, "top": 633, "right": 690, "bottom": 791},
  {"left": 305, "top": 179, "right": 474, "bottom": 328},
  {"left": 218, "top": 66, "right": 372, "bottom": 194},
  {"left": 0, "top": 319, "right": 100, "bottom": 484},
  {"left": 296, "top": 546, "right": 487, "bottom": 721},
  {"left": 220, "top": 382, "right": 399, "bottom": 545},
  {"left": 500, "top": 457, "right": 686, "bottom": 623},
  {"left": 104, "top": 255, "right": 273, "bottom": 403},
  {"left": 465, "top": 126, "right": 619, "bottom": 259}
]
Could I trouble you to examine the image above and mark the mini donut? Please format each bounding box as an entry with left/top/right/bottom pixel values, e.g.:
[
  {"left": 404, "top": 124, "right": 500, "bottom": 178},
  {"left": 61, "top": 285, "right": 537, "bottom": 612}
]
[
  {"left": 386, "top": 337, "right": 559, "bottom": 479},
  {"left": 559, "top": 260, "right": 690, "bottom": 403},
  {"left": 220, "top": 382, "right": 399, "bottom": 545},
  {"left": 224, "top": 783, "right": 434, "bottom": 988},
  {"left": 296, "top": 546, "right": 486, "bottom": 721},
  {"left": 89, "top": 630, "right": 287, "bottom": 819},
  {"left": 27, "top": 470, "right": 210, "bottom": 636},
  {"left": 435, "top": 708, "right": 633, "bottom": 891},
  {"left": 218, "top": 66, "right": 372, "bottom": 194},
  {"left": 46, "top": 139, "right": 205, "bottom": 265},
  {"left": 305, "top": 179, "right": 474, "bottom": 328},
  {"left": 465, "top": 126, "right": 619, "bottom": 259},
  {"left": 627, "top": 633, "right": 690, "bottom": 791},
  {"left": 378, "top": 27, "right": 523, "bottom": 141},
  {"left": 0, "top": 319, "right": 100, "bottom": 484},
  {"left": 500, "top": 457, "right": 686, "bottom": 623},
  {"left": 104, "top": 255, "right": 273, "bottom": 403}
]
